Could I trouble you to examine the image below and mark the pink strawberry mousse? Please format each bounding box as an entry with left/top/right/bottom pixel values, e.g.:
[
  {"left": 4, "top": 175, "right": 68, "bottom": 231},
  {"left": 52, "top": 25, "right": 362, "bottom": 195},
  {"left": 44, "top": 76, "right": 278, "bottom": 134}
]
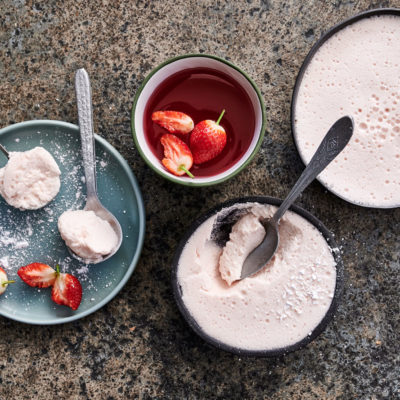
[
  {"left": 294, "top": 15, "right": 400, "bottom": 208},
  {"left": 219, "top": 213, "right": 265, "bottom": 285},
  {"left": 177, "top": 203, "right": 337, "bottom": 351},
  {"left": 0, "top": 147, "right": 60, "bottom": 210},
  {"left": 58, "top": 210, "right": 118, "bottom": 263}
]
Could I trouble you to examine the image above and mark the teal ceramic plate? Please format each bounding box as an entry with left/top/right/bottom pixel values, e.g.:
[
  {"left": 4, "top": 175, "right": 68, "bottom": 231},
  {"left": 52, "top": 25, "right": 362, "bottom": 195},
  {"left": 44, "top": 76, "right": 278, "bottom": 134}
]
[{"left": 0, "top": 120, "right": 145, "bottom": 325}]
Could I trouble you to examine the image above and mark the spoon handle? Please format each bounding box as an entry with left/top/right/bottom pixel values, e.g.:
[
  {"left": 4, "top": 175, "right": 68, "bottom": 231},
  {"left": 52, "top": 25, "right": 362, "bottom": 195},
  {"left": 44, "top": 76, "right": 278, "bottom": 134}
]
[
  {"left": 0, "top": 144, "right": 9, "bottom": 159},
  {"left": 273, "top": 116, "right": 354, "bottom": 223},
  {"left": 75, "top": 68, "right": 97, "bottom": 199}
]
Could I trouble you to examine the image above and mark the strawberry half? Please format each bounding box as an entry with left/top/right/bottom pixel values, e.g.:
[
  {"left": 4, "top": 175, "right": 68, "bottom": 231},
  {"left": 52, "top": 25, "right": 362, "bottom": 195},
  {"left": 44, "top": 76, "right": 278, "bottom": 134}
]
[
  {"left": 152, "top": 111, "right": 194, "bottom": 135},
  {"left": 51, "top": 265, "right": 82, "bottom": 311},
  {"left": 0, "top": 267, "right": 14, "bottom": 295},
  {"left": 18, "top": 263, "right": 56, "bottom": 288},
  {"left": 160, "top": 134, "right": 194, "bottom": 178},
  {"left": 190, "top": 110, "right": 227, "bottom": 164}
]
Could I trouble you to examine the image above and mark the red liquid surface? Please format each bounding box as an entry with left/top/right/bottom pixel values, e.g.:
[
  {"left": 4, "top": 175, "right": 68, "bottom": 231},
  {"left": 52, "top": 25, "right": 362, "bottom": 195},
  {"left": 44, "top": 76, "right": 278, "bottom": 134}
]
[{"left": 143, "top": 67, "right": 256, "bottom": 177}]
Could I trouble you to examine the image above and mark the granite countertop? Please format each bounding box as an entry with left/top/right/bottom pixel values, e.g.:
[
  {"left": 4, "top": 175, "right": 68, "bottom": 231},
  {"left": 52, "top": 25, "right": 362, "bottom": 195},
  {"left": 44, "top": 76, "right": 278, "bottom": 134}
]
[{"left": 0, "top": 1, "right": 399, "bottom": 399}]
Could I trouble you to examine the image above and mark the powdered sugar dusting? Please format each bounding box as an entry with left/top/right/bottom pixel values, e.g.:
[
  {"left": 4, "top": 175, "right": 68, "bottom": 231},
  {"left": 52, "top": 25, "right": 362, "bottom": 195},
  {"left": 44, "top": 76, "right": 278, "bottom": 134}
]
[
  {"left": 178, "top": 202, "right": 338, "bottom": 351},
  {"left": 0, "top": 127, "right": 129, "bottom": 318}
]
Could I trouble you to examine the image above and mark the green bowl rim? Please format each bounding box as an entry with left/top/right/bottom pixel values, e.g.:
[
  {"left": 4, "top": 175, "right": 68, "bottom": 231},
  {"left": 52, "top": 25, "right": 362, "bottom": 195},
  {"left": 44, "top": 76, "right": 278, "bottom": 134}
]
[
  {"left": 130, "top": 53, "right": 266, "bottom": 187},
  {"left": 0, "top": 119, "right": 146, "bottom": 325}
]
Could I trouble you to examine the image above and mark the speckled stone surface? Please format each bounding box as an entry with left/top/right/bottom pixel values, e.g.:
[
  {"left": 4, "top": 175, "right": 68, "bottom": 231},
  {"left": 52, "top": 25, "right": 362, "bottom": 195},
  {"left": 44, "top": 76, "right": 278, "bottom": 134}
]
[{"left": 0, "top": 0, "right": 399, "bottom": 398}]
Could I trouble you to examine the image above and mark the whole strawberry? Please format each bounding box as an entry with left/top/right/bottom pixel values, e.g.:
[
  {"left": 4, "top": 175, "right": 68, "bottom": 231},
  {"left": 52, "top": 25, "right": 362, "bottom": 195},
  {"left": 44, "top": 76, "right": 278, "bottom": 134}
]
[{"left": 190, "top": 110, "right": 227, "bottom": 164}]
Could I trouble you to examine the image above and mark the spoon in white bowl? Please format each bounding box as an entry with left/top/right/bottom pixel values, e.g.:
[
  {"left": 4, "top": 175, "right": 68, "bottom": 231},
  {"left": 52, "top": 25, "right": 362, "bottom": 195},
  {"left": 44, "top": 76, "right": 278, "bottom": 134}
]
[
  {"left": 72, "top": 68, "right": 123, "bottom": 264},
  {"left": 239, "top": 116, "right": 354, "bottom": 280}
]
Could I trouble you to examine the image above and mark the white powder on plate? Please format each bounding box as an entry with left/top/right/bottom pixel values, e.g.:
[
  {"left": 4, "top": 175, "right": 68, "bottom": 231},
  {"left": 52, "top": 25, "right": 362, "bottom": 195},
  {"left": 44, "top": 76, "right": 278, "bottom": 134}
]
[{"left": 0, "top": 130, "right": 117, "bottom": 300}]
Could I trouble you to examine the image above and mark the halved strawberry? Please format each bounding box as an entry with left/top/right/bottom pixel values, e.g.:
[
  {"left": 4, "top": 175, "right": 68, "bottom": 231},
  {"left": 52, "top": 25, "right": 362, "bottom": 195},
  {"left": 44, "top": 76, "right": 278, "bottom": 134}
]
[
  {"left": 190, "top": 110, "right": 227, "bottom": 164},
  {"left": 160, "top": 134, "right": 194, "bottom": 178},
  {"left": 18, "top": 263, "right": 56, "bottom": 288},
  {"left": 51, "top": 266, "right": 82, "bottom": 311},
  {"left": 0, "top": 267, "right": 14, "bottom": 295},
  {"left": 152, "top": 111, "right": 194, "bottom": 135}
]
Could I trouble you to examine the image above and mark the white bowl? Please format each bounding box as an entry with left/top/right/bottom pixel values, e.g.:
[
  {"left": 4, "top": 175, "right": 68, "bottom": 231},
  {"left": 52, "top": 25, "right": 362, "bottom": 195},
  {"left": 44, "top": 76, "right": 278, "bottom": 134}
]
[{"left": 131, "top": 54, "right": 266, "bottom": 186}]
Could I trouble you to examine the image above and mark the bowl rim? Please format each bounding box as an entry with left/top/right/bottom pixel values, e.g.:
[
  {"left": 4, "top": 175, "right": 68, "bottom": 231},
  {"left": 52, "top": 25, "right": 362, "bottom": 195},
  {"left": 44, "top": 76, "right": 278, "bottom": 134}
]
[
  {"left": 171, "top": 196, "right": 344, "bottom": 357},
  {"left": 291, "top": 7, "right": 400, "bottom": 209},
  {"left": 0, "top": 119, "right": 146, "bottom": 325},
  {"left": 131, "top": 53, "right": 266, "bottom": 187}
]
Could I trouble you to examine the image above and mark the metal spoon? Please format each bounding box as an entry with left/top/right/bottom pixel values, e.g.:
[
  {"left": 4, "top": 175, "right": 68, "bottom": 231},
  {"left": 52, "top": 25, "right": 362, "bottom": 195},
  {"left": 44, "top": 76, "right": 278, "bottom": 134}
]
[
  {"left": 72, "top": 68, "right": 123, "bottom": 264},
  {"left": 240, "top": 116, "right": 354, "bottom": 280},
  {"left": 0, "top": 144, "right": 10, "bottom": 159}
]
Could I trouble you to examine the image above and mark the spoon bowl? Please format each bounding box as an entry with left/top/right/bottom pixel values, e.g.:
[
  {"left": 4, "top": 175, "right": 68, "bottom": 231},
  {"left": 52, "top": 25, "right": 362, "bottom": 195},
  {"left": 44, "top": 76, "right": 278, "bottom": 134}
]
[
  {"left": 66, "top": 195, "right": 123, "bottom": 264},
  {"left": 240, "top": 218, "right": 279, "bottom": 279},
  {"left": 69, "top": 68, "right": 123, "bottom": 264}
]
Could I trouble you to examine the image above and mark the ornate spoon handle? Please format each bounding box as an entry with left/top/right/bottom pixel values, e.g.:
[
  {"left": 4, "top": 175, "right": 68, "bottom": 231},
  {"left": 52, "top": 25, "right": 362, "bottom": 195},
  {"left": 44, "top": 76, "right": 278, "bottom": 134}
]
[{"left": 272, "top": 116, "right": 354, "bottom": 223}]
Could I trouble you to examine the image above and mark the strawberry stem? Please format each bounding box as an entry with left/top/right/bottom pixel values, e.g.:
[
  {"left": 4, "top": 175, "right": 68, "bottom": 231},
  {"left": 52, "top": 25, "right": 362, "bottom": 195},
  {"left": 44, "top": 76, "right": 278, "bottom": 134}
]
[
  {"left": 179, "top": 165, "right": 194, "bottom": 178},
  {"left": 2, "top": 280, "right": 15, "bottom": 286},
  {"left": 55, "top": 264, "right": 60, "bottom": 276},
  {"left": 216, "top": 109, "right": 225, "bottom": 125}
]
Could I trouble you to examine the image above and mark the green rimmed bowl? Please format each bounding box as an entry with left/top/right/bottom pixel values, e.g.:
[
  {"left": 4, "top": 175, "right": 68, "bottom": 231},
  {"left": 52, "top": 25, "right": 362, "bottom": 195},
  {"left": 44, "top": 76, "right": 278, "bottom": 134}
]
[
  {"left": 0, "top": 120, "right": 145, "bottom": 325},
  {"left": 131, "top": 54, "right": 266, "bottom": 186}
]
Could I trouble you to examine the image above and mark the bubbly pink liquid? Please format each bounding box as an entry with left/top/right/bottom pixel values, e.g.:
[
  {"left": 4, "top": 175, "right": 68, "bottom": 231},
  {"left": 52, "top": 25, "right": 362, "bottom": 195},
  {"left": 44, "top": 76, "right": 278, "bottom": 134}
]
[{"left": 143, "top": 67, "right": 256, "bottom": 177}]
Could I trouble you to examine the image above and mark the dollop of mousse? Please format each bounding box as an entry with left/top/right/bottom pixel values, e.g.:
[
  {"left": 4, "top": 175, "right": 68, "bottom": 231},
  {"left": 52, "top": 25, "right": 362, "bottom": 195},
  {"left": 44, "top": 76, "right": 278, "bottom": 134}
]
[
  {"left": 0, "top": 147, "right": 61, "bottom": 210},
  {"left": 219, "top": 213, "right": 265, "bottom": 285},
  {"left": 177, "top": 203, "right": 337, "bottom": 352},
  {"left": 58, "top": 210, "right": 118, "bottom": 263}
]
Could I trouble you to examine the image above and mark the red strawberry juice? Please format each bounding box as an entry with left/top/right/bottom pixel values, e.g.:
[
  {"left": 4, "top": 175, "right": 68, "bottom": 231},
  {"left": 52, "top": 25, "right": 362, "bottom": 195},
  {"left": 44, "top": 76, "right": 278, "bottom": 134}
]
[{"left": 143, "top": 67, "right": 256, "bottom": 177}]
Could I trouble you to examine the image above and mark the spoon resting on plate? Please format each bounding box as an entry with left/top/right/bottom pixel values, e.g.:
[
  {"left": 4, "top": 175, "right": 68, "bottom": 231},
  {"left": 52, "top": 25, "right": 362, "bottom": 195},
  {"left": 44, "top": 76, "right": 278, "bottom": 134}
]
[
  {"left": 68, "top": 68, "right": 123, "bottom": 264},
  {"left": 239, "top": 116, "right": 354, "bottom": 280},
  {"left": 0, "top": 144, "right": 9, "bottom": 159}
]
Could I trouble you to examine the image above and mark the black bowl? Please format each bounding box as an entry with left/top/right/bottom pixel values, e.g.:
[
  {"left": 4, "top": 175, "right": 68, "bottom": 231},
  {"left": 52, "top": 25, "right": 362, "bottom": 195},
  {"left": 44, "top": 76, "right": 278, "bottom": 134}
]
[
  {"left": 291, "top": 8, "right": 400, "bottom": 209},
  {"left": 171, "top": 196, "right": 344, "bottom": 357}
]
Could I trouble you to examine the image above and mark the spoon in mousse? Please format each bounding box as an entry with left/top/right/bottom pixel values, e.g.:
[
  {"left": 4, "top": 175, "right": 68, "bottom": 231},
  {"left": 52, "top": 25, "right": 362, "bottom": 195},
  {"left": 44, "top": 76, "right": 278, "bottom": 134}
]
[
  {"left": 60, "top": 68, "right": 122, "bottom": 264},
  {"left": 240, "top": 116, "right": 354, "bottom": 280}
]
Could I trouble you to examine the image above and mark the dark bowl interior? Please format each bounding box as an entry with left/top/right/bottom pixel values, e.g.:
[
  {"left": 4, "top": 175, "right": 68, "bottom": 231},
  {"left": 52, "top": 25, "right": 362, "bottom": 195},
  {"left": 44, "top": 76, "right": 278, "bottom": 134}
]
[
  {"left": 171, "top": 196, "right": 344, "bottom": 357},
  {"left": 291, "top": 7, "right": 400, "bottom": 209}
]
